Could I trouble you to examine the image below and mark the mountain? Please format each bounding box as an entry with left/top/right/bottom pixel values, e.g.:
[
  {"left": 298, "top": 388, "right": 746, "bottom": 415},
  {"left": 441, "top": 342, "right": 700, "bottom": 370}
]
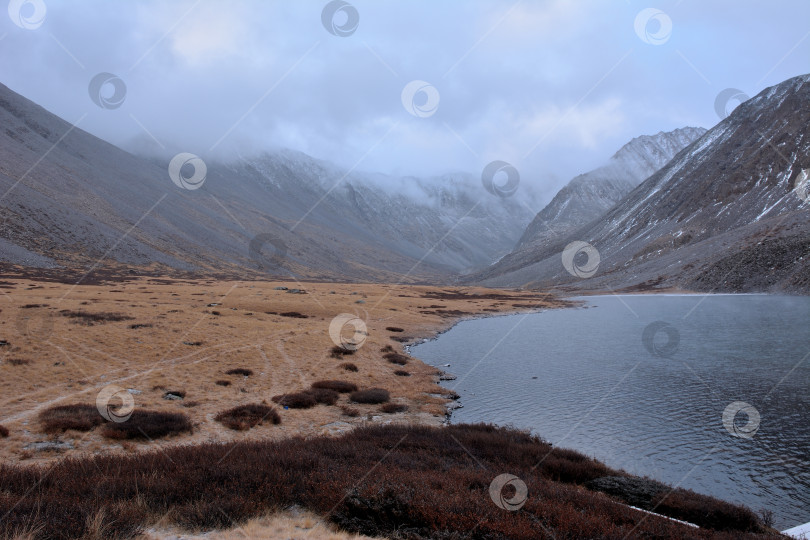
[
  {"left": 473, "top": 73, "right": 810, "bottom": 294},
  {"left": 0, "top": 82, "right": 535, "bottom": 282},
  {"left": 516, "top": 127, "right": 706, "bottom": 251}
]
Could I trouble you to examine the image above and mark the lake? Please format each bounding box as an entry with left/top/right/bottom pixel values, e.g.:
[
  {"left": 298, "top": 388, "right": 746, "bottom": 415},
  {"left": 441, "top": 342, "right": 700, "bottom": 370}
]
[{"left": 411, "top": 294, "right": 810, "bottom": 530}]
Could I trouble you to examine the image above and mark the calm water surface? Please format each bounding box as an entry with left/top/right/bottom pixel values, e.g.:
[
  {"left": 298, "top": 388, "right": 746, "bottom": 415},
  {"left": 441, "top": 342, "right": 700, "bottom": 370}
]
[{"left": 411, "top": 294, "right": 810, "bottom": 530}]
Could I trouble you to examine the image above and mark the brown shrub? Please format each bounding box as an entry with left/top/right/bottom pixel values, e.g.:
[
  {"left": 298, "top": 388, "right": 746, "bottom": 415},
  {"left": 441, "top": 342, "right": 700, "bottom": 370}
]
[
  {"left": 340, "top": 362, "right": 359, "bottom": 372},
  {"left": 279, "top": 311, "right": 308, "bottom": 318},
  {"left": 385, "top": 327, "right": 404, "bottom": 332},
  {"left": 271, "top": 392, "right": 317, "bottom": 409},
  {"left": 225, "top": 368, "right": 253, "bottom": 376},
  {"left": 59, "top": 310, "right": 134, "bottom": 325},
  {"left": 7, "top": 358, "right": 30, "bottom": 366},
  {"left": 308, "top": 388, "right": 339, "bottom": 406},
  {"left": 215, "top": 380, "right": 231, "bottom": 387},
  {"left": 312, "top": 380, "right": 358, "bottom": 393},
  {"left": 39, "top": 404, "right": 104, "bottom": 433},
  {"left": 380, "top": 403, "right": 408, "bottom": 414},
  {"left": 0, "top": 425, "right": 8, "bottom": 437},
  {"left": 383, "top": 352, "right": 408, "bottom": 365},
  {"left": 380, "top": 345, "right": 394, "bottom": 353},
  {"left": 100, "top": 410, "right": 192, "bottom": 440},
  {"left": 350, "top": 388, "right": 390, "bottom": 404},
  {"left": 215, "top": 404, "right": 281, "bottom": 431},
  {"left": 330, "top": 345, "right": 355, "bottom": 358},
  {"left": 0, "top": 423, "right": 763, "bottom": 540},
  {"left": 128, "top": 323, "right": 153, "bottom": 329},
  {"left": 393, "top": 370, "right": 410, "bottom": 377},
  {"left": 390, "top": 336, "right": 412, "bottom": 343}
]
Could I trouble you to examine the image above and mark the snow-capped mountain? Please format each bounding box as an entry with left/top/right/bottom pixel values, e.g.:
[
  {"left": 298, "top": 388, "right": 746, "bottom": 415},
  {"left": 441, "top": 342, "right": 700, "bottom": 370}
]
[
  {"left": 0, "top": 82, "right": 535, "bottom": 281},
  {"left": 473, "top": 73, "right": 810, "bottom": 294},
  {"left": 516, "top": 127, "right": 706, "bottom": 251}
]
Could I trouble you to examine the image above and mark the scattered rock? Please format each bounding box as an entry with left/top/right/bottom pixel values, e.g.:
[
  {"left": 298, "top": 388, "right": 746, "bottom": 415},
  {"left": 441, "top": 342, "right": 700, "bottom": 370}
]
[
  {"left": 207, "top": 303, "right": 221, "bottom": 307},
  {"left": 274, "top": 286, "right": 288, "bottom": 290},
  {"left": 127, "top": 388, "right": 142, "bottom": 395},
  {"left": 355, "top": 299, "right": 365, "bottom": 304},
  {"left": 24, "top": 441, "right": 74, "bottom": 452},
  {"left": 163, "top": 391, "right": 185, "bottom": 400},
  {"left": 438, "top": 372, "right": 457, "bottom": 381},
  {"left": 286, "top": 288, "right": 306, "bottom": 294},
  {"left": 0, "top": 340, "right": 10, "bottom": 347}
]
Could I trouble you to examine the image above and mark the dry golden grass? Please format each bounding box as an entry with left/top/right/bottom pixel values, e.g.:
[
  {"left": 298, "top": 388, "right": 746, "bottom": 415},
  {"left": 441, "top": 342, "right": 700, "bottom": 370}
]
[
  {"left": 0, "top": 277, "right": 566, "bottom": 464},
  {"left": 136, "top": 509, "right": 382, "bottom": 539}
]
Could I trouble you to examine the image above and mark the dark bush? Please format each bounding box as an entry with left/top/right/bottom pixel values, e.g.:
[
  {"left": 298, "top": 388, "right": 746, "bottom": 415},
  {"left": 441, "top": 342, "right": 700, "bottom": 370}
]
[
  {"left": 308, "top": 388, "right": 339, "bottom": 406},
  {"left": 350, "top": 388, "right": 390, "bottom": 404},
  {"left": 215, "top": 380, "right": 231, "bottom": 387},
  {"left": 393, "top": 370, "right": 410, "bottom": 377},
  {"left": 100, "top": 410, "right": 192, "bottom": 440},
  {"left": 380, "top": 403, "right": 408, "bottom": 414},
  {"left": 271, "top": 392, "right": 317, "bottom": 409},
  {"left": 7, "top": 358, "right": 29, "bottom": 366},
  {"left": 330, "top": 345, "right": 355, "bottom": 358},
  {"left": 0, "top": 425, "right": 8, "bottom": 437},
  {"left": 59, "top": 310, "right": 134, "bottom": 325},
  {"left": 39, "top": 404, "right": 104, "bottom": 433},
  {"left": 128, "top": 323, "right": 153, "bottom": 329},
  {"left": 385, "top": 327, "right": 404, "bottom": 332},
  {"left": 215, "top": 404, "right": 280, "bottom": 431},
  {"left": 0, "top": 423, "right": 763, "bottom": 540},
  {"left": 383, "top": 352, "right": 408, "bottom": 365},
  {"left": 225, "top": 368, "right": 253, "bottom": 376},
  {"left": 340, "top": 362, "right": 359, "bottom": 372},
  {"left": 390, "top": 336, "right": 412, "bottom": 343},
  {"left": 380, "top": 345, "right": 394, "bottom": 353},
  {"left": 279, "top": 311, "right": 308, "bottom": 318},
  {"left": 312, "top": 380, "right": 358, "bottom": 393}
]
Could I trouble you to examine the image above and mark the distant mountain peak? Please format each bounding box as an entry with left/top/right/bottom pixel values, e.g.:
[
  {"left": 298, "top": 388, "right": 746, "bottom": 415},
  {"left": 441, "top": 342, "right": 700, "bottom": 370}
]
[{"left": 515, "top": 126, "right": 706, "bottom": 250}]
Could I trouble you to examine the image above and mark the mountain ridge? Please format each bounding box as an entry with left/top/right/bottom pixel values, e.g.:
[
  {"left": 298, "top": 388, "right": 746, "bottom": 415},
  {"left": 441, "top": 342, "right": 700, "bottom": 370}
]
[{"left": 472, "top": 73, "right": 810, "bottom": 294}]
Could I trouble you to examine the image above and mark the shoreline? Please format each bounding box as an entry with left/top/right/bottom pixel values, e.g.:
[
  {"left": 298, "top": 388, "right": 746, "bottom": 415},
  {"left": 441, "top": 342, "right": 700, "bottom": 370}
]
[{"left": 0, "top": 277, "right": 570, "bottom": 465}]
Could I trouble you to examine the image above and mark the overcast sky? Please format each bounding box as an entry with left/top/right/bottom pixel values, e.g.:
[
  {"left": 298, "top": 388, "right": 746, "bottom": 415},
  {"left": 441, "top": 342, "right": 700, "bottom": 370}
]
[{"left": 1, "top": 0, "right": 809, "bottom": 203}]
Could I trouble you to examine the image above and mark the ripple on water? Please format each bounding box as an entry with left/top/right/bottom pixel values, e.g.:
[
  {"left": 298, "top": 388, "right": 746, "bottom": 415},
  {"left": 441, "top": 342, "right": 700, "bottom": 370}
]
[{"left": 412, "top": 294, "right": 810, "bottom": 530}]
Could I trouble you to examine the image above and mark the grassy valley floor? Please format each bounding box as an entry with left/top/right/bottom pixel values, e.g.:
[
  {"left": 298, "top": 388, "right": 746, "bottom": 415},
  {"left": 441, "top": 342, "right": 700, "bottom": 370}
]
[{"left": 0, "top": 276, "right": 783, "bottom": 538}]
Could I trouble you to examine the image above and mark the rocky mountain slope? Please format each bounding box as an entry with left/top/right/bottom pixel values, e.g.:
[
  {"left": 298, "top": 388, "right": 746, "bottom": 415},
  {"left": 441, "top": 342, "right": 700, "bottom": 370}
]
[
  {"left": 473, "top": 73, "right": 810, "bottom": 294},
  {"left": 516, "top": 127, "right": 705, "bottom": 251},
  {"left": 0, "top": 82, "right": 535, "bottom": 282}
]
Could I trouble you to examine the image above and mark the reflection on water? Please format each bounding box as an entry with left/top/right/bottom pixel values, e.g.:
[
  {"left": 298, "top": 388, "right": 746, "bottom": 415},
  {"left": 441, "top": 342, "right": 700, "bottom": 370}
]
[{"left": 411, "top": 294, "right": 810, "bottom": 530}]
